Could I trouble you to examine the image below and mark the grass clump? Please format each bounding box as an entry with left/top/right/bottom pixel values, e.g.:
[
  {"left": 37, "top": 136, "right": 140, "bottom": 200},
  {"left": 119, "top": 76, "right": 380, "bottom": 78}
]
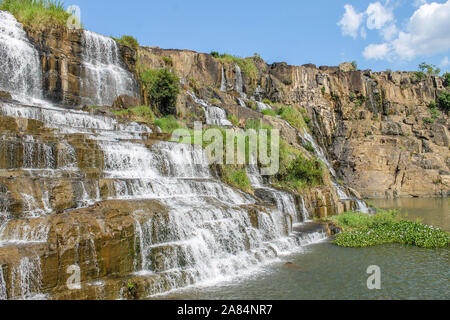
[
  {"left": 141, "top": 67, "right": 180, "bottom": 116},
  {"left": 112, "top": 106, "right": 155, "bottom": 123},
  {"left": 153, "top": 115, "right": 182, "bottom": 133},
  {"left": 1, "top": 0, "right": 71, "bottom": 29},
  {"left": 112, "top": 35, "right": 139, "bottom": 49},
  {"left": 277, "top": 105, "right": 307, "bottom": 131},
  {"left": 275, "top": 154, "right": 324, "bottom": 190},
  {"left": 327, "top": 211, "right": 449, "bottom": 249},
  {"left": 219, "top": 166, "right": 252, "bottom": 193}
]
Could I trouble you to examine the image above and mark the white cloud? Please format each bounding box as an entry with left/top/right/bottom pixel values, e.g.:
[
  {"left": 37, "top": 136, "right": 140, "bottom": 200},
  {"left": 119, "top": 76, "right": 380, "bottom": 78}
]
[
  {"left": 360, "top": 27, "right": 367, "bottom": 39},
  {"left": 366, "top": 2, "right": 394, "bottom": 30},
  {"left": 363, "top": 43, "right": 391, "bottom": 60},
  {"left": 381, "top": 24, "right": 398, "bottom": 41},
  {"left": 441, "top": 56, "right": 449, "bottom": 67},
  {"left": 413, "top": 0, "right": 427, "bottom": 7},
  {"left": 391, "top": 1, "right": 450, "bottom": 60},
  {"left": 338, "top": 4, "right": 364, "bottom": 39}
]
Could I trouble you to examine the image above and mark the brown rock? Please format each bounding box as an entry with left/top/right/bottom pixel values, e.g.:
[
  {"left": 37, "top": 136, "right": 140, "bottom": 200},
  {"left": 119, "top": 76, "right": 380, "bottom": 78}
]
[{"left": 111, "top": 94, "right": 141, "bottom": 110}]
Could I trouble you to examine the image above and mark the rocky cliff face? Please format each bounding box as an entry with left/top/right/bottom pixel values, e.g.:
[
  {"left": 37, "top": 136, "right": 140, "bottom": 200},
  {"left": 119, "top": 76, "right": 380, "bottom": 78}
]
[
  {"left": 0, "top": 15, "right": 448, "bottom": 300},
  {"left": 136, "top": 47, "right": 449, "bottom": 198}
]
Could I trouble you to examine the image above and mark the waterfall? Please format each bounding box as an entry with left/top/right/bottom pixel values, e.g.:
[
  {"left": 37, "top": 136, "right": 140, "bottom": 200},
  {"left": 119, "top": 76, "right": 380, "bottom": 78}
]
[
  {"left": 187, "top": 91, "right": 232, "bottom": 126},
  {"left": 220, "top": 66, "right": 227, "bottom": 92},
  {"left": 256, "top": 101, "right": 272, "bottom": 112},
  {"left": 15, "top": 257, "right": 43, "bottom": 300},
  {"left": 80, "top": 30, "right": 139, "bottom": 106},
  {"left": 235, "top": 64, "right": 247, "bottom": 98},
  {"left": 0, "top": 265, "right": 7, "bottom": 300},
  {"left": 298, "top": 128, "right": 370, "bottom": 212},
  {"left": 237, "top": 98, "right": 246, "bottom": 108},
  {"left": 0, "top": 11, "right": 43, "bottom": 103}
]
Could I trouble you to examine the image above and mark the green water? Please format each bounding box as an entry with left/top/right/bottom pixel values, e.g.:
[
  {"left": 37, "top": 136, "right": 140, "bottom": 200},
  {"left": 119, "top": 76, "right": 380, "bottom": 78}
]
[{"left": 159, "top": 198, "right": 449, "bottom": 300}]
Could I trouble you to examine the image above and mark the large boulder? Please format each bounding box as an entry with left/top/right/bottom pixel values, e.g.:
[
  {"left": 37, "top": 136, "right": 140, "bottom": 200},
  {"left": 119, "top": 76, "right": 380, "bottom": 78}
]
[{"left": 111, "top": 94, "right": 141, "bottom": 110}]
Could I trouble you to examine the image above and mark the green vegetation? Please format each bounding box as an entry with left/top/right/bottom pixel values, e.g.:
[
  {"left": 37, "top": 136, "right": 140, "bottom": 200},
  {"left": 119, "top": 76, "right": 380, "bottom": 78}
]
[
  {"left": 219, "top": 166, "right": 252, "bottom": 193},
  {"left": 277, "top": 105, "right": 307, "bottom": 131},
  {"left": 227, "top": 114, "right": 239, "bottom": 126},
  {"left": 428, "top": 101, "right": 441, "bottom": 120},
  {"left": 327, "top": 211, "right": 449, "bottom": 249},
  {"left": 443, "top": 72, "right": 450, "bottom": 88},
  {"left": 414, "top": 62, "right": 441, "bottom": 82},
  {"left": 0, "top": 0, "right": 71, "bottom": 29},
  {"left": 351, "top": 61, "right": 358, "bottom": 70},
  {"left": 141, "top": 67, "right": 180, "bottom": 116},
  {"left": 418, "top": 62, "right": 441, "bottom": 76},
  {"left": 437, "top": 91, "right": 450, "bottom": 113},
  {"left": 275, "top": 154, "right": 324, "bottom": 191},
  {"left": 262, "top": 109, "right": 277, "bottom": 117},
  {"left": 112, "top": 105, "right": 155, "bottom": 123},
  {"left": 162, "top": 55, "right": 173, "bottom": 66},
  {"left": 112, "top": 35, "right": 139, "bottom": 49},
  {"left": 211, "top": 53, "right": 258, "bottom": 84},
  {"left": 321, "top": 87, "right": 326, "bottom": 95},
  {"left": 153, "top": 115, "right": 183, "bottom": 133}
]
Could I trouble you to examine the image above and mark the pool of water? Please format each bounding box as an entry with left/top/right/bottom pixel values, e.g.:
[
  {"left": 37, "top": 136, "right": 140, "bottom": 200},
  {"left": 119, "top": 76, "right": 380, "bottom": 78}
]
[{"left": 154, "top": 198, "right": 449, "bottom": 300}]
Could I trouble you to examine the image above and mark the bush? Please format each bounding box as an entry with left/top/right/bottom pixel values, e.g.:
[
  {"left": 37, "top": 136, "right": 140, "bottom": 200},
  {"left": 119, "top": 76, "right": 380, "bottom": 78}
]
[
  {"left": 141, "top": 67, "right": 180, "bottom": 116},
  {"left": 220, "top": 166, "right": 252, "bottom": 193},
  {"left": 437, "top": 91, "right": 450, "bottom": 113},
  {"left": 276, "top": 154, "right": 324, "bottom": 190},
  {"left": 0, "top": 0, "right": 71, "bottom": 29},
  {"left": 351, "top": 61, "right": 358, "bottom": 70},
  {"left": 112, "top": 35, "right": 139, "bottom": 49},
  {"left": 443, "top": 72, "right": 450, "bottom": 88}
]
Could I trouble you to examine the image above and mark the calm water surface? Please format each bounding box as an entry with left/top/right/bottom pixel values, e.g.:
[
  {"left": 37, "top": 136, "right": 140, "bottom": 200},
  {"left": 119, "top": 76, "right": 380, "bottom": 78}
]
[{"left": 156, "top": 198, "right": 449, "bottom": 300}]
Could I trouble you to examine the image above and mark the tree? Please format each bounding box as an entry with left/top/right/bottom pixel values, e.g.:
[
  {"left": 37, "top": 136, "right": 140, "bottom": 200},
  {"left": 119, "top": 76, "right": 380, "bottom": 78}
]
[
  {"left": 443, "top": 72, "right": 450, "bottom": 88},
  {"left": 141, "top": 68, "right": 180, "bottom": 116},
  {"left": 418, "top": 62, "right": 441, "bottom": 75}
]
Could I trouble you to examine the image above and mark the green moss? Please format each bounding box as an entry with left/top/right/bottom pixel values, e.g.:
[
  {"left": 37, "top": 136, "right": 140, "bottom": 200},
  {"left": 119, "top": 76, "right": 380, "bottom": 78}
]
[
  {"left": 262, "top": 109, "right": 277, "bottom": 117},
  {"left": 0, "top": 0, "right": 71, "bottom": 29}
]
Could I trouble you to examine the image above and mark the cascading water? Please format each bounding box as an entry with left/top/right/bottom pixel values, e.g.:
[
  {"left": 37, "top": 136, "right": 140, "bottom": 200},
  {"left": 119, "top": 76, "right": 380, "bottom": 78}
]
[
  {"left": 0, "top": 11, "right": 43, "bottom": 103},
  {"left": 80, "top": 30, "right": 139, "bottom": 106},
  {"left": 187, "top": 91, "right": 232, "bottom": 126},
  {"left": 0, "top": 265, "right": 7, "bottom": 300},
  {"left": 220, "top": 66, "right": 227, "bottom": 92},
  {"left": 235, "top": 64, "right": 247, "bottom": 99}
]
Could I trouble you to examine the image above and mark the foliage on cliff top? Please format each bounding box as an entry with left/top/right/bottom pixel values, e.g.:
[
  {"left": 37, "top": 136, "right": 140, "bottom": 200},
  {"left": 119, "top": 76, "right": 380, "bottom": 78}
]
[
  {"left": 0, "top": 0, "right": 71, "bottom": 29},
  {"left": 141, "top": 67, "right": 180, "bottom": 116},
  {"left": 111, "top": 35, "right": 139, "bottom": 49},
  {"left": 443, "top": 73, "right": 450, "bottom": 88},
  {"left": 326, "top": 211, "right": 450, "bottom": 249},
  {"left": 211, "top": 52, "right": 259, "bottom": 84}
]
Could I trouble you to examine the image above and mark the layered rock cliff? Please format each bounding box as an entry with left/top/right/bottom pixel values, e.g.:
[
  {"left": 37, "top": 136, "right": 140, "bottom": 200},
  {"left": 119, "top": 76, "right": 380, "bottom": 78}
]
[
  {"left": 0, "top": 11, "right": 448, "bottom": 300},
  {"left": 135, "top": 47, "right": 450, "bottom": 198}
]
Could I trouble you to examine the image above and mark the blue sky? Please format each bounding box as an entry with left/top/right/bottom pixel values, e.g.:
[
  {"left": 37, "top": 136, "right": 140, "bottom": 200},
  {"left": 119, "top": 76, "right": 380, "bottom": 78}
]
[{"left": 67, "top": 0, "right": 450, "bottom": 72}]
